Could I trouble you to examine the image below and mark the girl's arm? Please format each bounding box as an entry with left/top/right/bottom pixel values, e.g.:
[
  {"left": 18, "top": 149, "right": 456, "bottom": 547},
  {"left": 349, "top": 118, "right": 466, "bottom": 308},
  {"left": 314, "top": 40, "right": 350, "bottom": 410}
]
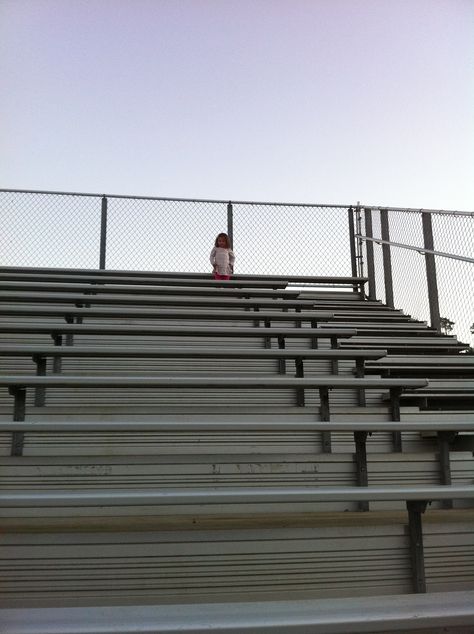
[
  {"left": 210, "top": 247, "right": 217, "bottom": 269},
  {"left": 229, "top": 250, "right": 235, "bottom": 272}
]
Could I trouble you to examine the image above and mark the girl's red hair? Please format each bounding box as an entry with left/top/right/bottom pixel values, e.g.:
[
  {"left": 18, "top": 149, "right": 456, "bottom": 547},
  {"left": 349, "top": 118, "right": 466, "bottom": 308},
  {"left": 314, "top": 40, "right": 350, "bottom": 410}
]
[{"left": 215, "top": 233, "right": 231, "bottom": 248}]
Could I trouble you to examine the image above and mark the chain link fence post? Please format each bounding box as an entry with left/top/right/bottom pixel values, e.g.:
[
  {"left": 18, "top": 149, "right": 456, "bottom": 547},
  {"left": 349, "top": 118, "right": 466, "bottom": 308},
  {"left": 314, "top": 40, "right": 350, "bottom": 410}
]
[
  {"left": 227, "top": 201, "right": 234, "bottom": 249},
  {"left": 380, "top": 208, "right": 394, "bottom": 308},
  {"left": 355, "top": 205, "right": 364, "bottom": 280},
  {"left": 99, "top": 195, "right": 108, "bottom": 270},
  {"left": 348, "top": 207, "right": 359, "bottom": 293},
  {"left": 422, "top": 211, "right": 441, "bottom": 332},
  {"left": 364, "top": 208, "right": 376, "bottom": 300}
]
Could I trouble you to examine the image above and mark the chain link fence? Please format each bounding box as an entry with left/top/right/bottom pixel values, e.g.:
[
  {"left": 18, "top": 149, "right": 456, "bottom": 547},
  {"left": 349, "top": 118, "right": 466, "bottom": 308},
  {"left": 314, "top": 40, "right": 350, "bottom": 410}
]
[
  {"left": 2, "top": 189, "right": 473, "bottom": 346},
  {"left": 1, "top": 190, "right": 352, "bottom": 277},
  {"left": 359, "top": 207, "right": 474, "bottom": 347}
]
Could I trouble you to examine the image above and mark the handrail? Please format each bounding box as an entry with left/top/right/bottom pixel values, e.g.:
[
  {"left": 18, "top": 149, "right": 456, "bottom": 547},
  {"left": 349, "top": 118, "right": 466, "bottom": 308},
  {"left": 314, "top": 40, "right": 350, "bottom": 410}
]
[{"left": 355, "top": 234, "right": 474, "bottom": 264}]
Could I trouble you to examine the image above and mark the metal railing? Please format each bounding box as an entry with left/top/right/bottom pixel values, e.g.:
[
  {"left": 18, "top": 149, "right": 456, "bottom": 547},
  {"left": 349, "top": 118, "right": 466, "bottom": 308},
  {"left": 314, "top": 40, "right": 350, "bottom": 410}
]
[{"left": 354, "top": 206, "right": 474, "bottom": 346}]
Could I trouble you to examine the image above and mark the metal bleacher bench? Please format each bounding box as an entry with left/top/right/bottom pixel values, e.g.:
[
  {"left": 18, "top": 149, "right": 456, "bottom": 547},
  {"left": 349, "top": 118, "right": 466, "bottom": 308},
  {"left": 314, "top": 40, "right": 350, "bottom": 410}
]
[
  {"left": 2, "top": 590, "right": 473, "bottom": 633},
  {"left": 1, "top": 375, "right": 427, "bottom": 460},
  {"left": 0, "top": 270, "right": 293, "bottom": 288},
  {"left": 0, "top": 279, "right": 306, "bottom": 299},
  {"left": 0, "top": 290, "right": 321, "bottom": 310},
  {"left": 0, "top": 304, "right": 334, "bottom": 326},
  {"left": 1, "top": 484, "right": 473, "bottom": 599},
  {"left": 0, "top": 265, "right": 369, "bottom": 289},
  {"left": 366, "top": 355, "right": 474, "bottom": 376},
  {"left": 2, "top": 418, "right": 470, "bottom": 510}
]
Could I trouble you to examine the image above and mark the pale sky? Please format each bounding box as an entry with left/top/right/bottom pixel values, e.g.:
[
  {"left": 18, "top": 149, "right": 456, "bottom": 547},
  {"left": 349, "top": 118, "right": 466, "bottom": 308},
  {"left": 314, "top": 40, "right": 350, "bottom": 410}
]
[{"left": 1, "top": 0, "right": 473, "bottom": 210}]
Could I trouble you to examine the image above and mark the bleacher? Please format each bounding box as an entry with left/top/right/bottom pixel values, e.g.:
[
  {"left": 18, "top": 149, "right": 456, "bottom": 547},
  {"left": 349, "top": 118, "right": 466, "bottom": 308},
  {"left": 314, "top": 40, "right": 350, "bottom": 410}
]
[{"left": 0, "top": 266, "right": 473, "bottom": 633}]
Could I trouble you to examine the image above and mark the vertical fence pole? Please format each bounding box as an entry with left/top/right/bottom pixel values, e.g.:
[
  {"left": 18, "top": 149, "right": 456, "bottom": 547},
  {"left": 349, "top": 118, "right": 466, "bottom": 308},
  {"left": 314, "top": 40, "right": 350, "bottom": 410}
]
[
  {"left": 422, "top": 212, "right": 441, "bottom": 332},
  {"left": 364, "top": 208, "right": 376, "bottom": 300},
  {"left": 99, "top": 196, "right": 108, "bottom": 270},
  {"left": 227, "top": 201, "right": 234, "bottom": 249},
  {"left": 355, "top": 205, "right": 364, "bottom": 279},
  {"left": 348, "top": 207, "right": 358, "bottom": 293},
  {"left": 380, "top": 209, "right": 394, "bottom": 308}
]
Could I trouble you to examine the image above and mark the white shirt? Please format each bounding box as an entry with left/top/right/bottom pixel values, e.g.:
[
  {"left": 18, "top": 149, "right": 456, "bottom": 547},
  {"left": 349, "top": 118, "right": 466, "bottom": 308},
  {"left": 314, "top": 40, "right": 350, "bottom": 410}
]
[{"left": 210, "top": 247, "right": 235, "bottom": 275}]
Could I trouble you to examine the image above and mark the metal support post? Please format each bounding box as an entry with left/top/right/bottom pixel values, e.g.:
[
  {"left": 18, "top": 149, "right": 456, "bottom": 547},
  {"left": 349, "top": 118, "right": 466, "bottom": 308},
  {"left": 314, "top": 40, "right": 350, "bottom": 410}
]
[
  {"left": 295, "top": 357, "right": 305, "bottom": 407},
  {"left": 355, "top": 205, "right": 364, "bottom": 279},
  {"left": 380, "top": 209, "right": 394, "bottom": 308},
  {"left": 422, "top": 212, "right": 441, "bottom": 332},
  {"left": 52, "top": 334, "right": 63, "bottom": 374},
  {"left": 295, "top": 306, "right": 301, "bottom": 329},
  {"left": 330, "top": 336, "right": 339, "bottom": 375},
  {"left": 319, "top": 387, "right": 332, "bottom": 453},
  {"left": 99, "top": 195, "right": 108, "bottom": 270},
  {"left": 253, "top": 306, "right": 261, "bottom": 328},
  {"left": 9, "top": 387, "right": 26, "bottom": 456},
  {"left": 438, "top": 431, "right": 456, "bottom": 510},
  {"left": 227, "top": 201, "right": 234, "bottom": 249},
  {"left": 310, "top": 319, "right": 319, "bottom": 349},
  {"left": 33, "top": 355, "right": 47, "bottom": 407},
  {"left": 364, "top": 208, "right": 376, "bottom": 300},
  {"left": 354, "top": 431, "right": 369, "bottom": 511},
  {"left": 65, "top": 315, "right": 74, "bottom": 346},
  {"left": 389, "top": 387, "right": 403, "bottom": 452},
  {"left": 348, "top": 207, "right": 359, "bottom": 294},
  {"left": 277, "top": 336, "right": 286, "bottom": 375},
  {"left": 406, "top": 500, "right": 428, "bottom": 593},
  {"left": 355, "top": 358, "right": 366, "bottom": 406}
]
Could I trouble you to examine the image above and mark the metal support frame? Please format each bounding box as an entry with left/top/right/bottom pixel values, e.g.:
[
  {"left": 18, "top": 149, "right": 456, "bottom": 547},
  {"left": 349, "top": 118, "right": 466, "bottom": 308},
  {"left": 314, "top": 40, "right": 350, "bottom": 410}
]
[
  {"left": 354, "top": 431, "right": 369, "bottom": 512},
  {"left": 319, "top": 387, "right": 332, "bottom": 453},
  {"left": 406, "top": 500, "right": 428, "bottom": 593},
  {"left": 422, "top": 212, "right": 441, "bottom": 332},
  {"left": 364, "top": 208, "right": 376, "bottom": 300},
  {"left": 389, "top": 387, "right": 403, "bottom": 452},
  {"left": 99, "top": 195, "right": 108, "bottom": 270},
  {"left": 380, "top": 209, "right": 394, "bottom": 308}
]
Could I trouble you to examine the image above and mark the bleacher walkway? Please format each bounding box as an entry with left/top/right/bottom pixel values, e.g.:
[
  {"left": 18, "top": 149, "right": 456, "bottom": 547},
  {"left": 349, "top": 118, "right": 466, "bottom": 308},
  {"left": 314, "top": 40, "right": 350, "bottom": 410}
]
[{"left": 0, "top": 266, "right": 473, "bottom": 633}]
